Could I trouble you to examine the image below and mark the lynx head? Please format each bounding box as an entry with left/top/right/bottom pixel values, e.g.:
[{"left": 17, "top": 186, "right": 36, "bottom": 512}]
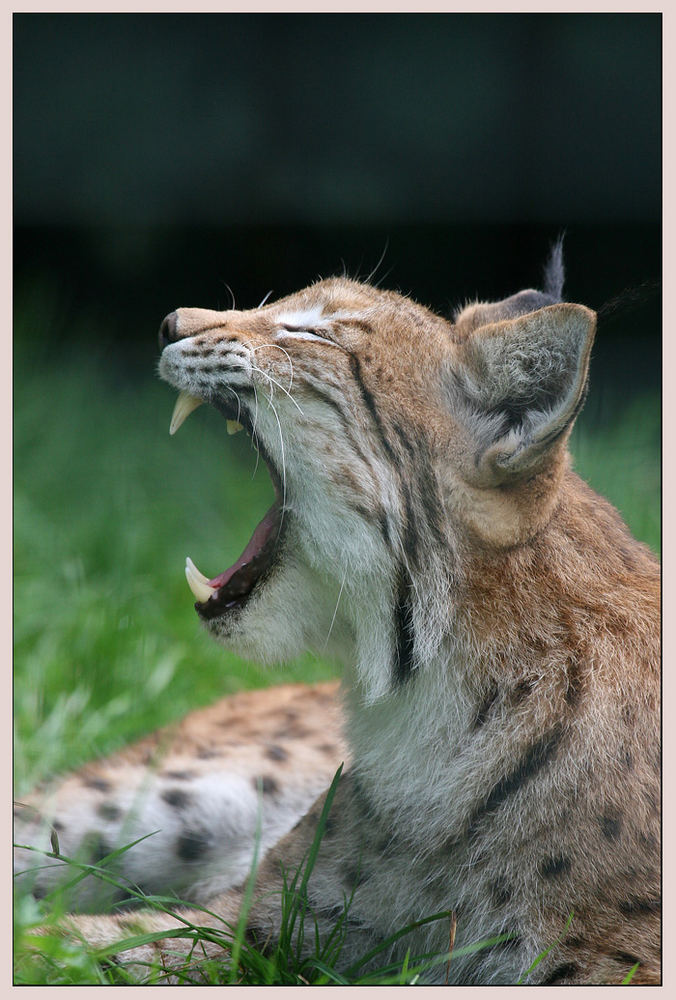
[{"left": 158, "top": 247, "right": 595, "bottom": 700}]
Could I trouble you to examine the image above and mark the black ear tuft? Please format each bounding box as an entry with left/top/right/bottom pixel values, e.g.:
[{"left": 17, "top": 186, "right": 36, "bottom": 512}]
[
  {"left": 454, "top": 240, "right": 566, "bottom": 333},
  {"left": 542, "top": 236, "right": 565, "bottom": 301}
]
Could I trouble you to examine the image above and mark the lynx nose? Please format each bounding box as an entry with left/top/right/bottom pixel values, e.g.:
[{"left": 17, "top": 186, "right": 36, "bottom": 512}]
[{"left": 158, "top": 311, "right": 180, "bottom": 350}]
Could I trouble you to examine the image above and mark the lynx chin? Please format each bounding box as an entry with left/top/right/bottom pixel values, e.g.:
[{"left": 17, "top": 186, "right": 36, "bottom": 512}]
[{"left": 15, "top": 247, "right": 660, "bottom": 984}]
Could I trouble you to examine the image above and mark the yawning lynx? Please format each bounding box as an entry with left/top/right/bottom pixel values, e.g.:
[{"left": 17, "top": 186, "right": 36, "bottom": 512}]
[{"left": 15, "top": 248, "right": 660, "bottom": 984}]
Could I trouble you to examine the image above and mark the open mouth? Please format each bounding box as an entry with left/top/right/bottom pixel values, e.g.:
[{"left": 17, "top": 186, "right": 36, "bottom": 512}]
[{"left": 170, "top": 389, "right": 284, "bottom": 620}]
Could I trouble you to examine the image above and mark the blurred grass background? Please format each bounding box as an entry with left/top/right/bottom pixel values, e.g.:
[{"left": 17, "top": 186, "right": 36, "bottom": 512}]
[{"left": 13, "top": 287, "right": 660, "bottom": 795}]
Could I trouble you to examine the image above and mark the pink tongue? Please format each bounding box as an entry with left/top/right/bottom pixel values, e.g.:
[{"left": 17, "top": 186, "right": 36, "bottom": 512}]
[{"left": 208, "top": 505, "right": 279, "bottom": 589}]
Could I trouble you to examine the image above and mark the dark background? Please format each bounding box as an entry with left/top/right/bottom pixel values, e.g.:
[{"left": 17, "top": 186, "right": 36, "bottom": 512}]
[{"left": 14, "top": 13, "right": 661, "bottom": 406}]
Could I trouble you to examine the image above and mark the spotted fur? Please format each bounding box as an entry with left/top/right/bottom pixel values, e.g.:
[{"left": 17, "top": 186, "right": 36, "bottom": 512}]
[{"left": 15, "top": 257, "right": 660, "bottom": 984}]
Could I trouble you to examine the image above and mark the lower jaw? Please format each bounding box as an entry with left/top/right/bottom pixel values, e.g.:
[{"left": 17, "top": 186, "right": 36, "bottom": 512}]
[
  {"left": 195, "top": 579, "right": 262, "bottom": 621},
  {"left": 194, "top": 507, "right": 282, "bottom": 622}
]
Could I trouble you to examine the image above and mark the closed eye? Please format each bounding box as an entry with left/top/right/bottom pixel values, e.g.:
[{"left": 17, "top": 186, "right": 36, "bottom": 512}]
[{"left": 275, "top": 325, "right": 337, "bottom": 347}]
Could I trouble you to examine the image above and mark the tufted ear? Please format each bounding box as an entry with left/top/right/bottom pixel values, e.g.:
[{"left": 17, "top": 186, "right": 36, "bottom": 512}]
[{"left": 451, "top": 303, "right": 596, "bottom": 486}]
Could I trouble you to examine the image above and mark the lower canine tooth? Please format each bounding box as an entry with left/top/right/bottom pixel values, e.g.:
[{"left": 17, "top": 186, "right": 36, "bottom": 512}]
[
  {"left": 185, "top": 558, "right": 217, "bottom": 603},
  {"left": 170, "top": 391, "right": 203, "bottom": 436},
  {"left": 186, "top": 557, "right": 211, "bottom": 585},
  {"left": 226, "top": 420, "right": 244, "bottom": 435}
]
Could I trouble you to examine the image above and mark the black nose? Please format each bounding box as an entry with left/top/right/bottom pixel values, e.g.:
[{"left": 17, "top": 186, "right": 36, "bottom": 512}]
[{"left": 158, "top": 311, "right": 180, "bottom": 350}]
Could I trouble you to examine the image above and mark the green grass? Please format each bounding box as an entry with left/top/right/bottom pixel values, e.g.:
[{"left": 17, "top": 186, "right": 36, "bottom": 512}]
[
  {"left": 569, "top": 393, "right": 660, "bottom": 556},
  {"left": 13, "top": 318, "right": 659, "bottom": 984}
]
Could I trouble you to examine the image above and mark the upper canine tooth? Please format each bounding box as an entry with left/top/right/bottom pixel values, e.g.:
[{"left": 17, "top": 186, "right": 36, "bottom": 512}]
[
  {"left": 185, "top": 557, "right": 217, "bottom": 603},
  {"left": 170, "top": 391, "right": 203, "bottom": 436},
  {"left": 226, "top": 420, "right": 244, "bottom": 435}
]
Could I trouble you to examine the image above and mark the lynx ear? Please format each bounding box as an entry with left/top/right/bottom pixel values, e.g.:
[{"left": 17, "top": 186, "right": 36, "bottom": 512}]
[{"left": 452, "top": 303, "right": 596, "bottom": 486}]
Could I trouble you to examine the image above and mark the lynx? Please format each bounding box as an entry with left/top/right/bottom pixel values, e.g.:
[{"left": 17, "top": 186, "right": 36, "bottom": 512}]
[{"left": 15, "top": 248, "right": 660, "bottom": 984}]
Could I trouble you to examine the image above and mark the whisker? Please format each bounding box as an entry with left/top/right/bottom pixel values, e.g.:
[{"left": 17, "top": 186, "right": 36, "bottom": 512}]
[
  {"left": 250, "top": 383, "right": 262, "bottom": 478},
  {"left": 365, "top": 240, "right": 390, "bottom": 286},
  {"left": 257, "top": 290, "right": 274, "bottom": 308},
  {"left": 223, "top": 283, "right": 236, "bottom": 310},
  {"left": 265, "top": 395, "right": 287, "bottom": 536},
  {"left": 223, "top": 385, "right": 244, "bottom": 424},
  {"left": 250, "top": 342, "right": 296, "bottom": 395},
  {"left": 323, "top": 569, "right": 347, "bottom": 651},
  {"left": 250, "top": 362, "right": 305, "bottom": 416}
]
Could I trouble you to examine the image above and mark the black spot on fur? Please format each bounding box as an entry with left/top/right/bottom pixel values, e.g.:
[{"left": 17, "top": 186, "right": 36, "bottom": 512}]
[
  {"left": 622, "top": 704, "right": 636, "bottom": 727},
  {"left": 612, "top": 951, "right": 642, "bottom": 967},
  {"left": 82, "top": 777, "right": 112, "bottom": 793},
  {"left": 564, "top": 656, "right": 584, "bottom": 708},
  {"left": 343, "top": 863, "right": 369, "bottom": 889},
  {"left": 82, "top": 832, "right": 111, "bottom": 864},
  {"left": 197, "top": 747, "right": 220, "bottom": 760},
  {"left": 490, "top": 879, "right": 513, "bottom": 906},
  {"left": 244, "top": 926, "right": 263, "bottom": 949},
  {"left": 473, "top": 685, "right": 499, "bottom": 728},
  {"left": 512, "top": 678, "right": 534, "bottom": 704},
  {"left": 164, "top": 770, "right": 195, "bottom": 781},
  {"left": 162, "top": 788, "right": 192, "bottom": 809},
  {"left": 265, "top": 744, "right": 288, "bottom": 762},
  {"left": 565, "top": 936, "right": 585, "bottom": 950},
  {"left": 539, "top": 854, "right": 572, "bottom": 878},
  {"left": 254, "top": 775, "right": 279, "bottom": 795},
  {"left": 622, "top": 748, "right": 634, "bottom": 771},
  {"left": 541, "top": 962, "right": 579, "bottom": 985},
  {"left": 618, "top": 896, "right": 661, "bottom": 916},
  {"left": 97, "top": 802, "right": 122, "bottom": 822},
  {"left": 599, "top": 813, "right": 622, "bottom": 840},
  {"left": 176, "top": 830, "right": 210, "bottom": 862}
]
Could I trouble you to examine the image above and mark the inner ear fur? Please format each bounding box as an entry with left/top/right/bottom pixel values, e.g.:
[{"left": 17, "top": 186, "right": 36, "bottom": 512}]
[{"left": 451, "top": 303, "right": 596, "bottom": 488}]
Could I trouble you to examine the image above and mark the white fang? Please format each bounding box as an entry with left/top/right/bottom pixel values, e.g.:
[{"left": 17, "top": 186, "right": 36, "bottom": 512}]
[
  {"left": 170, "top": 391, "right": 203, "bottom": 435},
  {"left": 185, "top": 557, "right": 217, "bottom": 602}
]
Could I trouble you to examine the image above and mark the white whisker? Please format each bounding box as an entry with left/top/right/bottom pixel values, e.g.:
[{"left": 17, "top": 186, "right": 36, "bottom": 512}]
[
  {"left": 365, "top": 240, "right": 390, "bottom": 286},
  {"left": 257, "top": 290, "right": 274, "bottom": 308},
  {"left": 251, "top": 342, "right": 296, "bottom": 395},
  {"left": 265, "top": 394, "right": 287, "bottom": 536},
  {"left": 250, "top": 361, "right": 304, "bottom": 416},
  {"left": 223, "top": 283, "right": 236, "bottom": 310},
  {"left": 223, "top": 385, "right": 244, "bottom": 424},
  {"left": 323, "top": 569, "right": 347, "bottom": 651},
  {"left": 250, "top": 382, "right": 262, "bottom": 478}
]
